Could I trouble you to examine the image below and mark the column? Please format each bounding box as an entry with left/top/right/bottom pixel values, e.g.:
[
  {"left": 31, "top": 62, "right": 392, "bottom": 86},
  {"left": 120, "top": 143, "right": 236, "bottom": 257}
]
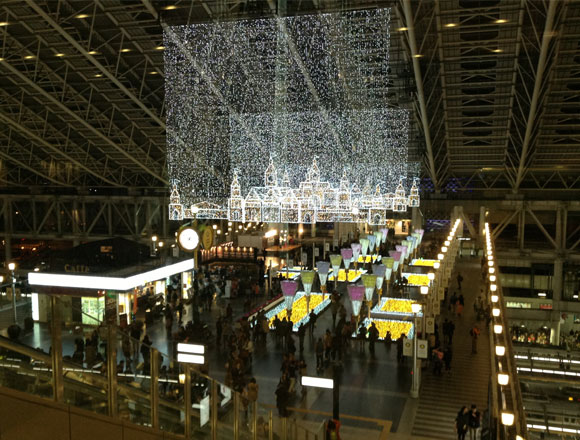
[
  {"left": 479, "top": 205, "right": 486, "bottom": 247},
  {"left": 411, "top": 207, "right": 422, "bottom": 231}
]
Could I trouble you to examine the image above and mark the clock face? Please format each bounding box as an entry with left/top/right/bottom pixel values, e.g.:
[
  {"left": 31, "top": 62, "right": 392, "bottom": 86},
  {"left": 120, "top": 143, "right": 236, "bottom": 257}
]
[{"left": 177, "top": 227, "right": 199, "bottom": 251}]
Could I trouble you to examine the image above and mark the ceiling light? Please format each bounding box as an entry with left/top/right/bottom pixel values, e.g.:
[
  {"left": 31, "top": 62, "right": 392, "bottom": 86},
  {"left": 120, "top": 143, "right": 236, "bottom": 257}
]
[
  {"left": 492, "top": 49, "right": 503, "bottom": 53},
  {"left": 75, "top": 14, "right": 90, "bottom": 19},
  {"left": 0, "top": 58, "right": 4, "bottom": 62},
  {"left": 437, "top": 253, "right": 444, "bottom": 260},
  {"left": 164, "top": 5, "right": 178, "bottom": 10},
  {"left": 24, "top": 55, "right": 35, "bottom": 60},
  {"left": 494, "top": 325, "right": 503, "bottom": 334},
  {"left": 420, "top": 286, "right": 429, "bottom": 295},
  {"left": 495, "top": 346, "right": 505, "bottom": 356},
  {"left": 156, "top": 46, "right": 165, "bottom": 50},
  {"left": 55, "top": 53, "right": 65, "bottom": 57},
  {"left": 149, "top": 71, "right": 159, "bottom": 75},
  {"left": 0, "top": 22, "right": 9, "bottom": 26},
  {"left": 433, "top": 262, "right": 440, "bottom": 269},
  {"left": 538, "top": 292, "right": 546, "bottom": 297},
  {"left": 492, "top": 308, "right": 500, "bottom": 317},
  {"left": 489, "top": 275, "right": 496, "bottom": 282},
  {"left": 121, "top": 48, "right": 131, "bottom": 53},
  {"left": 495, "top": 19, "right": 508, "bottom": 24},
  {"left": 95, "top": 73, "right": 103, "bottom": 78},
  {"left": 413, "top": 54, "right": 423, "bottom": 58},
  {"left": 444, "top": 23, "right": 457, "bottom": 28},
  {"left": 397, "top": 27, "right": 408, "bottom": 31},
  {"left": 88, "top": 50, "right": 99, "bottom": 55},
  {"left": 490, "top": 284, "right": 497, "bottom": 292},
  {"left": 489, "top": 267, "right": 495, "bottom": 274},
  {"left": 491, "top": 295, "right": 498, "bottom": 303},
  {"left": 501, "top": 412, "right": 514, "bottom": 426},
  {"left": 498, "top": 373, "right": 509, "bottom": 385}
]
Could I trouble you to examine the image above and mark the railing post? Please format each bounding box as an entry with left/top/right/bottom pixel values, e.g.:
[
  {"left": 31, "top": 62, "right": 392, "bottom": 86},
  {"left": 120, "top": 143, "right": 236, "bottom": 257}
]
[
  {"left": 268, "top": 411, "right": 273, "bottom": 440},
  {"left": 233, "top": 390, "right": 240, "bottom": 440},
  {"left": 50, "top": 295, "right": 64, "bottom": 403},
  {"left": 211, "top": 380, "right": 218, "bottom": 440},
  {"left": 252, "top": 401, "right": 258, "bottom": 440},
  {"left": 184, "top": 364, "right": 192, "bottom": 439},
  {"left": 150, "top": 347, "right": 159, "bottom": 429},
  {"left": 106, "top": 324, "right": 118, "bottom": 418},
  {"left": 282, "top": 417, "right": 287, "bottom": 440}
]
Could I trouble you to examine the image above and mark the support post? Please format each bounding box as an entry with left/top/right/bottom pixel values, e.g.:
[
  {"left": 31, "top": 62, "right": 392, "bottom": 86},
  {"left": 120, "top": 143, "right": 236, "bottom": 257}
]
[
  {"left": 184, "top": 365, "right": 192, "bottom": 438},
  {"left": 410, "top": 313, "right": 420, "bottom": 398},
  {"left": 332, "top": 362, "right": 340, "bottom": 421},
  {"left": 150, "top": 348, "right": 159, "bottom": 429},
  {"left": 50, "top": 295, "right": 64, "bottom": 403},
  {"left": 10, "top": 269, "right": 17, "bottom": 324},
  {"left": 211, "top": 380, "right": 218, "bottom": 440},
  {"left": 106, "top": 324, "right": 118, "bottom": 418}
]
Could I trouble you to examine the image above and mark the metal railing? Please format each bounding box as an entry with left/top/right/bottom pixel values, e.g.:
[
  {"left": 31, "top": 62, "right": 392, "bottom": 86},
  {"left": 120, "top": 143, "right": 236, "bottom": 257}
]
[
  {"left": 0, "top": 296, "right": 321, "bottom": 440},
  {"left": 485, "top": 222, "right": 528, "bottom": 440}
]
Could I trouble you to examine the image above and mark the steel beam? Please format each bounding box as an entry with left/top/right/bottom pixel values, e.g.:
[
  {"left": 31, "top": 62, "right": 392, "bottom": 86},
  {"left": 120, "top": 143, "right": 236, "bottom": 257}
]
[
  {"left": 401, "top": 0, "right": 439, "bottom": 190},
  {"left": 513, "top": 0, "right": 558, "bottom": 190}
]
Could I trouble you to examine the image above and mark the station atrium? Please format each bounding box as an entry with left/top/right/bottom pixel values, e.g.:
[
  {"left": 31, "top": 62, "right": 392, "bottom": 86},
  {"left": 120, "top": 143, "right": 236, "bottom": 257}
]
[{"left": 0, "top": 1, "right": 579, "bottom": 440}]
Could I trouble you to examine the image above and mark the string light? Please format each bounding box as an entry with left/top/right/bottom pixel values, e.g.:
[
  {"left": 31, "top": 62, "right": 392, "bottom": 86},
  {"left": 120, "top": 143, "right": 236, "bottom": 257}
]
[{"left": 164, "top": 8, "right": 418, "bottom": 224}]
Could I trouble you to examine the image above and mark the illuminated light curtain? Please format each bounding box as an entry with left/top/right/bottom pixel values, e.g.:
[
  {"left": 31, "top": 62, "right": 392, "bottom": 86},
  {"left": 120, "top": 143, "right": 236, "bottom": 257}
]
[
  {"left": 281, "top": 280, "right": 298, "bottom": 311},
  {"left": 347, "top": 284, "right": 365, "bottom": 317},
  {"left": 316, "top": 261, "right": 330, "bottom": 291},
  {"left": 341, "top": 248, "right": 353, "bottom": 270}
]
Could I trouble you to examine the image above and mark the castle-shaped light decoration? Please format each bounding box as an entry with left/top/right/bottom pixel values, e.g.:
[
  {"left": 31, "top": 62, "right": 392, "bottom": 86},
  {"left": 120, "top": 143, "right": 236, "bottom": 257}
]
[{"left": 168, "top": 157, "right": 420, "bottom": 224}]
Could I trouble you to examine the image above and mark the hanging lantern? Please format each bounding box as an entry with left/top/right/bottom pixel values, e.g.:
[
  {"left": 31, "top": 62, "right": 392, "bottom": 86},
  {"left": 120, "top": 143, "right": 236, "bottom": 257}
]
[
  {"left": 373, "top": 264, "right": 387, "bottom": 292},
  {"left": 351, "top": 243, "right": 361, "bottom": 267},
  {"left": 362, "top": 274, "right": 377, "bottom": 318},
  {"left": 329, "top": 254, "right": 343, "bottom": 285},
  {"left": 367, "top": 234, "right": 377, "bottom": 253},
  {"left": 300, "top": 270, "right": 316, "bottom": 312},
  {"left": 374, "top": 230, "right": 383, "bottom": 248},
  {"left": 360, "top": 238, "right": 369, "bottom": 258},
  {"left": 316, "top": 261, "right": 330, "bottom": 293},
  {"left": 341, "top": 248, "right": 353, "bottom": 271},
  {"left": 388, "top": 251, "right": 401, "bottom": 272},
  {"left": 347, "top": 284, "right": 365, "bottom": 318},
  {"left": 281, "top": 280, "right": 298, "bottom": 311}
]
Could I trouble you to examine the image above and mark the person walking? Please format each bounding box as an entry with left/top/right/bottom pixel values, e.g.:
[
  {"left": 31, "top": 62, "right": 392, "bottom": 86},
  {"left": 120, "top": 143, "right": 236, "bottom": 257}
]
[
  {"left": 396, "top": 334, "right": 405, "bottom": 363},
  {"left": 298, "top": 323, "right": 306, "bottom": 353},
  {"left": 324, "top": 330, "right": 332, "bottom": 364},
  {"left": 455, "top": 406, "right": 469, "bottom": 440},
  {"left": 358, "top": 324, "right": 367, "bottom": 353},
  {"left": 456, "top": 273, "right": 464, "bottom": 291},
  {"left": 468, "top": 404, "right": 481, "bottom": 440},
  {"left": 470, "top": 325, "right": 480, "bottom": 354},
  {"left": 443, "top": 346, "right": 453, "bottom": 374},
  {"left": 330, "top": 295, "right": 340, "bottom": 329},
  {"left": 315, "top": 337, "right": 324, "bottom": 372}
]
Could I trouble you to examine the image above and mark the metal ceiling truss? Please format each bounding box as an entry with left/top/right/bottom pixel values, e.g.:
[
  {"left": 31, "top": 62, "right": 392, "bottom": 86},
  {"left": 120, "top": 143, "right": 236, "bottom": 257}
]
[
  {"left": 1, "top": 0, "right": 580, "bottom": 197},
  {"left": 0, "top": 194, "right": 175, "bottom": 242}
]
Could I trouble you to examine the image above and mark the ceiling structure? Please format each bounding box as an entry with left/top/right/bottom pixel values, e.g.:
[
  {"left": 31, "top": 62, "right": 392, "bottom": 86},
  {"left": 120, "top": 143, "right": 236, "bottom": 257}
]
[{"left": 0, "top": 0, "right": 579, "bottom": 199}]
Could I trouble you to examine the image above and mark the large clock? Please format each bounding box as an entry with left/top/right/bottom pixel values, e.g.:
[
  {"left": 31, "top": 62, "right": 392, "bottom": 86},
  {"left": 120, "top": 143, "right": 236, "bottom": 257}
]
[{"left": 177, "top": 226, "right": 199, "bottom": 252}]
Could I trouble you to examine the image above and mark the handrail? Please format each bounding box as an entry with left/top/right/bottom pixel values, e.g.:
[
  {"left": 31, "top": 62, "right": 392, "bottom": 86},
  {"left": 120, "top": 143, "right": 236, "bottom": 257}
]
[{"left": 485, "top": 222, "right": 528, "bottom": 439}]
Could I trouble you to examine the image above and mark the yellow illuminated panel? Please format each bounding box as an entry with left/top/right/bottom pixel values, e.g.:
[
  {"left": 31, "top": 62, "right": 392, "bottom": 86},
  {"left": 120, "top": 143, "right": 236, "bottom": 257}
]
[
  {"left": 328, "top": 269, "right": 365, "bottom": 282},
  {"left": 410, "top": 259, "right": 438, "bottom": 267},
  {"left": 268, "top": 293, "right": 329, "bottom": 327},
  {"left": 404, "top": 273, "right": 430, "bottom": 286},
  {"left": 366, "top": 320, "right": 413, "bottom": 340},
  {"left": 381, "top": 298, "right": 417, "bottom": 314}
]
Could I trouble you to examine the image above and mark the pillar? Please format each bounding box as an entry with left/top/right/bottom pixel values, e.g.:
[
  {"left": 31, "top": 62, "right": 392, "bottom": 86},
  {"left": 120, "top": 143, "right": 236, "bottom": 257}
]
[
  {"left": 479, "top": 205, "right": 486, "bottom": 247},
  {"left": 552, "top": 258, "right": 563, "bottom": 304},
  {"left": 411, "top": 207, "right": 422, "bottom": 231}
]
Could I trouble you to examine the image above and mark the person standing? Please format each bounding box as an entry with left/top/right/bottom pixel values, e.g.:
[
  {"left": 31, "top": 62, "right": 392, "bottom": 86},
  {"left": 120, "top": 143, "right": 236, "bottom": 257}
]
[
  {"left": 368, "top": 322, "right": 379, "bottom": 357},
  {"left": 396, "top": 334, "right": 405, "bottom": 363},
  {"left": 298, "top": 323, "right": 306, "bottom": 353},
  {"left": 358, "top": 324, "right": 367, "bottom": 353},
  {"left": 443, "top": 346, "right": 453, "bottom": 374},
  {"left": 455, "top": 406, "right": 469, "bottom": 440},
  {"left": 331, "top": 295, "right": 340, "bottom": 329},
  {"left": 468, "top": 404, "right": 481, "bottom": 440},
  {"left": 324, "top": 330, "right": 333, "bottom": 363},
  {"left": 309, "top": 310, "right": 317, "bottom": 337}
]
